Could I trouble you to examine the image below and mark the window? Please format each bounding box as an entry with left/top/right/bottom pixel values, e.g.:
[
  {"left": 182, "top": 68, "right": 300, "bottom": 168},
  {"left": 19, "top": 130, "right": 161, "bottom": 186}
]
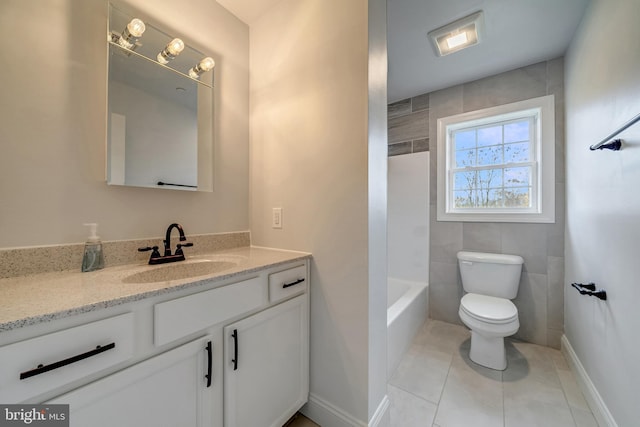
[{"left": 437, "top": 95, "right": 555, "bottom": 223}]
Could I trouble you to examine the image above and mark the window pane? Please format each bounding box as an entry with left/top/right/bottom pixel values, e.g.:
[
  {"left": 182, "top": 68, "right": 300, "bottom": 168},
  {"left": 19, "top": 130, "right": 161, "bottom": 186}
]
[
  {"left": 454, "top": 190, "right": 477, "bottom": 208},
  {"left": 454, "top": 130, "right": 476, "bottom": 151},
  {"left": 504, "top": 120, "right": 529, "bottom": 143},
  {"left": 480, "top": 189, "right": 503, "bottom": 207},
  {"left": 504, "top": 166, "right": 531, "bottom": 187},
  {"left": 478, "top": 168, "right": 503, "bottom": 188},
  {"left": 477, "top": 145, "right": 503, "bottom": 166},
  {"left": 504, "top": 187, "right": 531, "bottom": 208},
  {"left": 504, "top": 142, "right": 530, "bottom": 163},
  {"left": 477, "top": 126, "right": 502, "bottom": 147},
  {"left": 455, "top": 149, "right": 476, "bottom": 167},
  {"left": 440, "top": 96, "right": 552, "bottom": 220},
  {"left": 454, "top": 171, "right": 476, "bottom": 190}
]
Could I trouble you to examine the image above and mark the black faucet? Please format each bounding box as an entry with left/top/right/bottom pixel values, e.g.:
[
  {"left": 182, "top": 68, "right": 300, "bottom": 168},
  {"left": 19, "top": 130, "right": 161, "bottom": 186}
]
[
  {"left": 138, "top": 223, "right": 193, "bottom": 265},
  {"left": 164, "top": 223, "right": 186, "bottom": 256}
]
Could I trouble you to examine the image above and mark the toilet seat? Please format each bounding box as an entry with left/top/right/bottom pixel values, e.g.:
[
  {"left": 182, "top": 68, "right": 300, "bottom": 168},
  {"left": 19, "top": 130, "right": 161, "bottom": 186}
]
[{"left": 460, "top": 293, "right": 518, "bottom": 324}]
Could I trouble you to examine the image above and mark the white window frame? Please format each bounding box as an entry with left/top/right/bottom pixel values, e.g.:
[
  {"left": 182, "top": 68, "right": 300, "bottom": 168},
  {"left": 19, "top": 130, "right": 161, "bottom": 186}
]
[{"left": 436, "top": 95, "right": 555, "bottom": 223}]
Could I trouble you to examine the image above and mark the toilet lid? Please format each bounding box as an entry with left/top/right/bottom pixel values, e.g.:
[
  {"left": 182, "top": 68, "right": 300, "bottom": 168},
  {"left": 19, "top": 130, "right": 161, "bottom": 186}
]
[{"left": 460, "top": 293, "right": 518, "bottom": 324}]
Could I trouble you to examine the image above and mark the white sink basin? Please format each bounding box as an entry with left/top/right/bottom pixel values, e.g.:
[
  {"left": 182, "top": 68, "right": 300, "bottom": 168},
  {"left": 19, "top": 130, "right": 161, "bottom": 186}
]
[{"left": 122, "top": 259, "right": 240, "bottom": 284}]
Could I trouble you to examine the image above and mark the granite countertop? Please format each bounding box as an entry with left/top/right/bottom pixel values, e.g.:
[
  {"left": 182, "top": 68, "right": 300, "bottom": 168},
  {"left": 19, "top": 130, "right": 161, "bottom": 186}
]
[{"left": 0, "top": 246, "right": 311, "bottom": 332}]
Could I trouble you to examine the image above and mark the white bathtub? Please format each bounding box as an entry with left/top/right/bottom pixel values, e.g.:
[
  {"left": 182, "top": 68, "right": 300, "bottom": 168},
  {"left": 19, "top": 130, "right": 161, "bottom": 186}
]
[{"left": 387, "top": 277, "right": 429, "bottom": 379}]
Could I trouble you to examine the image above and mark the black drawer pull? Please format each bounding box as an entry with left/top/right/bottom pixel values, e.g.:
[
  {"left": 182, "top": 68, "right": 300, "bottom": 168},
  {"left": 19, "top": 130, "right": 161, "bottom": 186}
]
[
  {"left": 231, "top": 329, "right": 238, "bottom": 371},
  {"left": 282, "top": 278, "right": 305, "bottom": 289},
  {"left": 205, "top": 341, "right": 212, "bottom": 388},
  {"left": 20, "top": 342, "right": 116, "bottom": 380}
]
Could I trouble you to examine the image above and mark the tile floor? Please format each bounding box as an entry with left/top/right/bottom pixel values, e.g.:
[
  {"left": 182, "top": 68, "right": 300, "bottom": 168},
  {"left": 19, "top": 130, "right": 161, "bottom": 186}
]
[
  {"left": 388, "top": 320, "right": 599, "bottom": 427},
  {"left": 288, "top": 319, "right": 598, "bottom": 427}
]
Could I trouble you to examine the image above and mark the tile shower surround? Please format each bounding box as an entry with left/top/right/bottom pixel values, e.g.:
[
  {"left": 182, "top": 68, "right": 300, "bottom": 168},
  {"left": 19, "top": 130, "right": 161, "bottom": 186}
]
[{"left": 388, "top": 58, "right": 566, "bottom": 348}]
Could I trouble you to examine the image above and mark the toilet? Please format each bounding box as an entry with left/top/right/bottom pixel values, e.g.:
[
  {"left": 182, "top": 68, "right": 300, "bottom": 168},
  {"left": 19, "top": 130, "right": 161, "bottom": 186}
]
[{"left": 457, "top": 251, "right": 524, "bottom": 371}]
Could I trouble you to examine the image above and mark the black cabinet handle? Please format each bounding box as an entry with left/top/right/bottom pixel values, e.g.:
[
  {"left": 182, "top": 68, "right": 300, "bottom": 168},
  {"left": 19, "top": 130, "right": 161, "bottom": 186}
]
[
  {"left": 283, "top": 278, "right": 305, "bottom": 289},
  {"left": 20, "top": 343, "right": 116, "bottom": 380},
  {"left": 231, "top": 329, "right": 238, "bottom": 371},
  {"left": 205, "top": 341, "right": 212, "bottom": 388}
]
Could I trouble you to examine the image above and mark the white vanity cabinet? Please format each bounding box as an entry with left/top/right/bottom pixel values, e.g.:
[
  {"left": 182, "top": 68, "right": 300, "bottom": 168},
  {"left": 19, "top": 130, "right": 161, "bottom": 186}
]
[
  {"left": 224, "top": 265, "right": 309, "bottom": 427},
  {"left": 224, "top": 294, "right": 308, "bottom": 427},
  {"left": 0, "top": 312, "right": 135, "bottom": 404},
  {"left": 0, "top": 256, "right": 309, "bottom": 427},
  {"left": 48, "top": 334, "right": 218, "bottom": 427}
]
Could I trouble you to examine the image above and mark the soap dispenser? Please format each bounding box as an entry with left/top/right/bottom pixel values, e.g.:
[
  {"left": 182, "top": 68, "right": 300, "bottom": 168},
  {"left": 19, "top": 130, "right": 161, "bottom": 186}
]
[{"left": 81, "top": 223, "right": 105, "bottom": 272}]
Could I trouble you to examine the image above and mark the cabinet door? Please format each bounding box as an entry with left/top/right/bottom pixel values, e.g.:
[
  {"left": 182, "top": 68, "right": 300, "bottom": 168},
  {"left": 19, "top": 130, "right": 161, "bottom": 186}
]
[
  {"left": 48, "top": 335, "right": 218, "bottom": 427},
  {"left": 224, "top": 295, "right": 308, "bottom": 427}
]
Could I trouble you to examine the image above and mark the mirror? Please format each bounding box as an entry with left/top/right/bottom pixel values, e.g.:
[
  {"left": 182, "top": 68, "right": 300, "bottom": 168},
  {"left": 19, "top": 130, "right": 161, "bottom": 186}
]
[{"left": 106, "top": 3, "right": 214, "bottom": 191}]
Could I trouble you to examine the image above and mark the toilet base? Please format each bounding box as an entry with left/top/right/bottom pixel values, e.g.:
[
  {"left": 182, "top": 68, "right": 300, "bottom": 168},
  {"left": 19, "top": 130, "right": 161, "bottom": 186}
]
[{"left": 469, "top": 330, "right": 507, "bottom": 371}]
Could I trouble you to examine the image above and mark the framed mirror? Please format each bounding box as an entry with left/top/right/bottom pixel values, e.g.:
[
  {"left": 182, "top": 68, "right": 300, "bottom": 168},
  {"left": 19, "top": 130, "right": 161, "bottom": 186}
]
[{"left": 106, "top": 3, "right": 214, "bottom": 191}]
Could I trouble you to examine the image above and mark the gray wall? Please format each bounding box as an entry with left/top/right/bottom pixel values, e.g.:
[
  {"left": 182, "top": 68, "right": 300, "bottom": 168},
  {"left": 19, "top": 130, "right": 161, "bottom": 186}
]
[
  {"left": 388, "top": 58, "right": 565, "bottom": 348},
  {"left": 565, "top": 0, "right": 640, "bottom": 424}
]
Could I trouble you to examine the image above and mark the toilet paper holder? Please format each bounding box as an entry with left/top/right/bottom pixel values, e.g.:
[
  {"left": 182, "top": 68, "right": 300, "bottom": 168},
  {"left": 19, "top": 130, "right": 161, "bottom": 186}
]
[{"left": 571, "top": 282, "right": 607, "bottom": 301}]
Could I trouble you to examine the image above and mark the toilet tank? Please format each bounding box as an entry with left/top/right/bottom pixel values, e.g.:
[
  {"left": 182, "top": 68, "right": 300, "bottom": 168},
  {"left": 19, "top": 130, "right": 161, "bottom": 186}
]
[{"left": 457, "top": 251, "right": 524, "bottom": 299}]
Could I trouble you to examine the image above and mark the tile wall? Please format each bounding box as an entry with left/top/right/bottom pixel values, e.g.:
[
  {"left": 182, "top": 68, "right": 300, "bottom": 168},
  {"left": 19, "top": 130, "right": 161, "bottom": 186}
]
[{"left": 387, "top": 59, "right": 565, "bottom": 348}]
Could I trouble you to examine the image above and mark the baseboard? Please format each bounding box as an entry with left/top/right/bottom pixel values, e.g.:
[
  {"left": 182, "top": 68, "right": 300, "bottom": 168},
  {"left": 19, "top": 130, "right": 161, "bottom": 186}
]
[
  {"left": 561, "top": 335, "right": 618, "bottom": 427},
  {"left": 301, "top": 393, "right": 390, "bottom": 427},
  {"left": 368, "top": 395, "right": 390, "bottom": 427}
]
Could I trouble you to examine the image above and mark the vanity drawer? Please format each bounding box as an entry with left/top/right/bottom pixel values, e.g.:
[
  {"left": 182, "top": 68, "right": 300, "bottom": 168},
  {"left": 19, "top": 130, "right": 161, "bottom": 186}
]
[
  {"left": 0, "top": 312, "right": 135, "bottom": 403},
  {"left": 268, "top": 264, "right": 308, "bottom": 303},
  {"left": 154, "top": 276, "right": 266, "bottom": 346}
]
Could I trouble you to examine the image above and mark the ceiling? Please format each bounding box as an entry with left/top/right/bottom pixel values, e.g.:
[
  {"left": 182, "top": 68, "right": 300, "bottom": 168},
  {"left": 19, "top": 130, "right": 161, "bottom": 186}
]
[
  {"left": 387, "top": 0, "right": 591, "bottom": 102},
  {"left": 215, "top": 0, "right": 282, "bottom": 25},
  {"left": 215, "top": 0, "right": 592, "bottom": 103}
]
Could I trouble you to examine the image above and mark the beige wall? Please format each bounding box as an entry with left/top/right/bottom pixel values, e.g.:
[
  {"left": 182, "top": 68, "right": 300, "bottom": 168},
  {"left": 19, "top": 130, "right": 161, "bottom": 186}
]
[
  {"left": 0, "top": 0, "right": 249, "bottom": 248},
  {"left": 249, "top": 0, "right": 388, "bottom": 424},
  {"left": 565, "top": 0, "right": 640, "bottom": 425},
  {"left": 2, "top": 0, "right": 390, "bottom": 423}
]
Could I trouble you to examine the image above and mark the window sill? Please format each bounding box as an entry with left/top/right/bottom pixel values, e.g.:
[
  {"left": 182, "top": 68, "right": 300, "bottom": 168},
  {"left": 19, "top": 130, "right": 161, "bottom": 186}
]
[{"left": 436, "top": 210, "right": 555, "bottom": 223}]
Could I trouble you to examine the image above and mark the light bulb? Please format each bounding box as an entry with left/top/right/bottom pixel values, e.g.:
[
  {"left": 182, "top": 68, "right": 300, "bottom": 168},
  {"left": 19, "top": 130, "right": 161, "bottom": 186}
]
[
  {"left": 199, "top": 57, "right": 215, "bottom": 71},
  {"left": 446, "top": 32, "right": 468, "bottom": 49},
  {"left": 117, "top": 18, "right": 145, "bottom": 49},
  {"left": 127, "top": 18, "right": 146, "bottom": 37},
  {"left": 167, "top": 38, "right": 184, "bottom": 55},
  {"left": 189, "top": 57, "right": 215, "bottom": 79},
  {"left": 157, "top": 38, "right": 184, "bottom": 64}
]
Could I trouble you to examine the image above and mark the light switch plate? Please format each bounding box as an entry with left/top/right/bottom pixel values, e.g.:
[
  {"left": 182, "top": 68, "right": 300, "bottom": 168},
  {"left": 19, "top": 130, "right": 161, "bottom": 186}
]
[{"left": 272, "top": 208, "right": 282, "bottom": 229}]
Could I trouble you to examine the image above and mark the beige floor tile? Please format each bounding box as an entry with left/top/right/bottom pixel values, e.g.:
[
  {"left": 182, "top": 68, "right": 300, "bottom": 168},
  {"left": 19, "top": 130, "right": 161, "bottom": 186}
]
[
  {"left": 414, "top": 320, "right": 470, "bottom": 354},
  {"left": 434, "top": 353, "right": 504, "bottom": 427},
  {"left": 388, "top": 384, "right": 437, "bottom": 427},
  {"left": 504, "top": 376, "right": 575, "bottom": 427},
  {"left": 550, "top": 347, "right": 571, "bottom": 371},
  {"left": 557, "top": 368, "right": 590, "bottom": 411},
  {"left": 389, "top": 343, "right": 452, "bottom": 404},
  {"left": 571, "top": 407, "right": 599, "bottom": 427},
  {"left": 504, "top": 340, "right": 561, "bottom": 386},
  {"left": 386, "top": 320, "right": 597, "bottom": 427}
]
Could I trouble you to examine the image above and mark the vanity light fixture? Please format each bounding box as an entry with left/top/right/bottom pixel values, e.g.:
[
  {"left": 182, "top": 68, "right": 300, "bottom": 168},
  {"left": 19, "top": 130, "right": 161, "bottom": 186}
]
[
  {"left": 157, "top": 38, "right": 185, "bottom": 64},
  {"left": 189, "top": 57, "right": 215, "bottom": 79},
  {"left": 116, "top": 18, "right": 146, "bottom": 50},
  {"left": 428, "top": 11, "right": 483, "bottom": 57}
]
